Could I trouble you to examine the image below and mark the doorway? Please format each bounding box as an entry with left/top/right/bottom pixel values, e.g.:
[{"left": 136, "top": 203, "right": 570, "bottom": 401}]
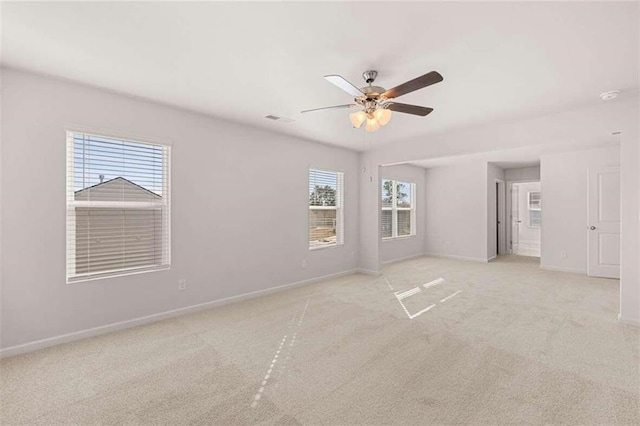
[{"left": 509, "top": 181, "right": 541, "bottom": 257}]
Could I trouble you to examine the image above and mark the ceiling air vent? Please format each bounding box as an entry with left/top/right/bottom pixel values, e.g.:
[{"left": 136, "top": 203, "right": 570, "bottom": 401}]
[{"left": 265, "top": 114, "right": 294, "bottom": 123}]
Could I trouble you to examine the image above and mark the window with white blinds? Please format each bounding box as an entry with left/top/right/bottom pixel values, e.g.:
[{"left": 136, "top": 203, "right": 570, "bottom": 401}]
[
  {"left": 528, "top": 191, "right": 542, "bottom": 228},
  {"left": 381, "top": 179, "right": 416, "bottom": 239},
  {"left": 66, "top": 131, "right": 171, "bottom": 283},
  {"left": 309, "top": 168, "right": 344, "bottom": 249}
]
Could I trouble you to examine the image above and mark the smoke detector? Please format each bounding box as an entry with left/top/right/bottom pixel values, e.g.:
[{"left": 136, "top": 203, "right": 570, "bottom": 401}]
[{"left": 600, "top": 90, "right": 620, "bottom": 101}]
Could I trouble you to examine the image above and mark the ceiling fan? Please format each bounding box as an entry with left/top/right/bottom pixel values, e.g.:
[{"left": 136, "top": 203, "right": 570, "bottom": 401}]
[{"left": 301, "top": 70, "right": 443, "bottom": 132}]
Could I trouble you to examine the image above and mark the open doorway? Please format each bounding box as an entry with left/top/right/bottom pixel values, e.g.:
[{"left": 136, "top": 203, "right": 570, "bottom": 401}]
[{"left": 509, "top": 181, "right": 541, "bottom": 257}]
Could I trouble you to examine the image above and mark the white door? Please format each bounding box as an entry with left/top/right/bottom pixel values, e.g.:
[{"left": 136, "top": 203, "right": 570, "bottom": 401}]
[
  {"left": 587, "top": 166, "right": 620, "bottom": 279},
  {"left": 511, "top": 185, "right": 519, "bottom": 254}
]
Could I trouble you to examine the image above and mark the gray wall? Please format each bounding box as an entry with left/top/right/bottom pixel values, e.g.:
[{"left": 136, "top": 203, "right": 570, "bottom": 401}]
[
  {"left": 424, "top": 162, "right": 488, "bottom": 261},
  {"left": 0, "top": 69, "right": 360, "bottom": 349},
  {"left": 505, "top": 166, "right": 540, "bottom": 182}
]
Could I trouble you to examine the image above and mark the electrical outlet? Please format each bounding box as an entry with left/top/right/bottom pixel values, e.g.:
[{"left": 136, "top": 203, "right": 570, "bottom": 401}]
[
  {"left": 178, "top": 279, "right": 187, "bottom": 291},
  {"left": 302, "top": 260, "right": 307, "bottom": 269},
  {"left": 561, "top": 251, "right": 567, "bottom": 259}
]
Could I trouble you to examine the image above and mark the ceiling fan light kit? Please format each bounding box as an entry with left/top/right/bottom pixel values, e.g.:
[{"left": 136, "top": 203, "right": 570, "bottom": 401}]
[
  {"left": 302, "top": 69, "right": 443, "bottom": 132},
  {"left": 373, "top": 108, "right": 392, "bottom": 126},
  {"left": 365, "top": 117, "right": 381, "bottom": 132},
  {"left": 349, "top": 110, "right": 367, "bottom": 128}
]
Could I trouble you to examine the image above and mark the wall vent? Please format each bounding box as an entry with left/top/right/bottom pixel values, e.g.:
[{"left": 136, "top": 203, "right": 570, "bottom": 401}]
[{"left": 265, "top": 114, "right": 294, "bottom": 123}]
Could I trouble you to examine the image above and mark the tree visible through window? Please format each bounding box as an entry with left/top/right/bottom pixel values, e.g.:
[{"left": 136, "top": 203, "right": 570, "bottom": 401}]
[
  {"left": 309, "top": 168, "right": 344, "bottom": 248},
  {"left": 381, "top": 179, "right": 415, "bottom": 239},
  {"left": 309, "top": 185, "right": 336, "bottom": 207}
]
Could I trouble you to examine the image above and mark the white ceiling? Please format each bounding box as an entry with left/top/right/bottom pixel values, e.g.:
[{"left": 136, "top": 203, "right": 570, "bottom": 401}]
[
  {"left": 405, "top": 138, "right": 620, "bottom": 170},
  {"left": 2, "top": 1, "right": 638, "bottom": 150}
]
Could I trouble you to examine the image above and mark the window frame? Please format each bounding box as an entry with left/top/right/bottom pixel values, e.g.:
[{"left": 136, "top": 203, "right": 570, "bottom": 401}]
[
  {"left": 66, "top": 130, "right": 172, "bottom": 283},
  {"left": 308, "top": 167, "right": 344, "bottom": 250},
  {"left": 381, "top": 178, "right": 416, "bottom": 240}
]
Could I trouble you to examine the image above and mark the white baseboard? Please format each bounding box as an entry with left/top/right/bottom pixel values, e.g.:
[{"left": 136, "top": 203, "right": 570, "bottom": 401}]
[
  {"left": 518, "top": 240, "right": 541, "bottom": 248},
  {"left": 539, "top": 264, "right": 586, "bottom": 274},
  {"left": 516, "top": 248, "right": 541, "bottom": 257},
  {"left": 0, "top": 269, "right": 357, "bottom": 359},
  {"left": 487, "top": 255, "right": 497, "bottom": 262},
  {"left": 381, "top": 253, "right": 425, "bottom": 265},
  {"left": 423, "top": 253, "right": 489, "bottom": 263},
  {"left": 618, "top": 313, "right": 640, "bottom": 327},
  {"left": 356, "top": 268, "right": 382, "bottom": 276}
]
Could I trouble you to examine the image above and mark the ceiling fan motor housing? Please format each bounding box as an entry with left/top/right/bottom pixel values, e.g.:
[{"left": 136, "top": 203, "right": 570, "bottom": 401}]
[{"left": 360, "top": 86, "right": 386, "bottom": 97}]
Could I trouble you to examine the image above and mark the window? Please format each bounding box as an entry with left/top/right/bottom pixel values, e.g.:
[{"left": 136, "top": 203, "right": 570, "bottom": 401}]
[
  {"left": 308, "top": 168, "right": 344, "bottom": 249},
  {"left": 528, "top": 191, "right": 541, "bottom": 228},
  {"left": 66, "top": 131, "right": 171, "bottom": 282},
  {"left": 381, "top": 179, "right": 416, "bottom": 239}
]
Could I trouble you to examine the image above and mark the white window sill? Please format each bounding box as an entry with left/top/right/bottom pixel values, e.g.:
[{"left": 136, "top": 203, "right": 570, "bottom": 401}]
[
  {"left": 309, "top": 243, "right": 344, "bottom": 251},
  {"left": 381, "top": 235, "right": 416, "bottom": 242},
  {"left": 67, "top": 265, "right": 171, "bottom": 284}
]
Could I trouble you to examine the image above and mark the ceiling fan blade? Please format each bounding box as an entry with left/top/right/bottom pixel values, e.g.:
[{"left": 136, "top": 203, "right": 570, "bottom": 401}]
[
  {"left": 301, "top": 104, "right": 357, "bottom": 113},
  {"left": 324, "top": 75, "right": 364, "bottom": 97},
  {"left": 382, "top": 71, "right": 443, "bottom": 99},
  {"left": 385, "top": 102, "right": 434, "bottom": 116}
]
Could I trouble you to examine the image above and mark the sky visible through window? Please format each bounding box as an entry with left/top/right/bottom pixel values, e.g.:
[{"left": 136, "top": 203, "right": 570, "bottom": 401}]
[{"left": 73, "top": 133, "right": 164, "bottom": 196}]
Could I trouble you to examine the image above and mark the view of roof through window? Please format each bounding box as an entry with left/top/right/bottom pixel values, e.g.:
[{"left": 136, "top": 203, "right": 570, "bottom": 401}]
[{"left": 72, "top": 133, "right": 164, "bottom": 197}]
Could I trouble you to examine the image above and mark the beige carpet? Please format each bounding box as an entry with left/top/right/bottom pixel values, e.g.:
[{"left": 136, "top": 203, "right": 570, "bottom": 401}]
[{"left": 1, "top": 255, "right": 638, "bottom": 425}]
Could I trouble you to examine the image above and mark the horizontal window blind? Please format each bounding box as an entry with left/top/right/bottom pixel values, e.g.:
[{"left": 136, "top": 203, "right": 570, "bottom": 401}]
[
  {"left": 529, "top": 210, "right": 542, "bottom": 228},
  {"left": 66, "top": 131, "right": 171, "bottom": 282},
  {"left": 528, "top": 191, "right": 542, "bottom": 228},
  {"left": 397, "top": 210, "right": 412, "bottom": 237},
  {"left": 381, "top": 179, "right": 416, "bottom": 239},
  {"left": 309, "top": 168, "right": 344, "bottom": 249},
  {"left": 381, "top": 210, "right": 393, "bottom": 239},
  {"left": 528, "top": 191, "right": 541, "bottom": 210}
]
